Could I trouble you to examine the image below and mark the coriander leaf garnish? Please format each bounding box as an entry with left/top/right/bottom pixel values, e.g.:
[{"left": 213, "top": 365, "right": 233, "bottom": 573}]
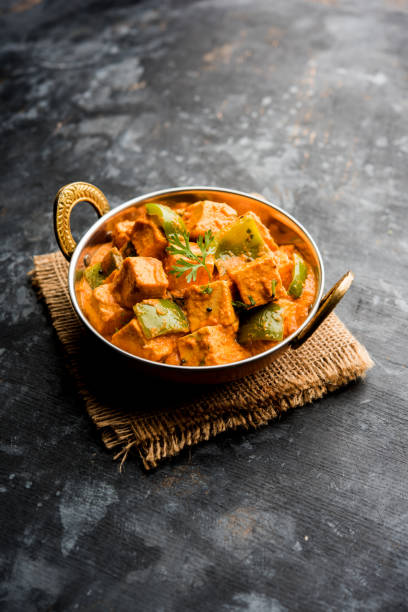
[
  {"left": 232, "top": 296, "right": 256, "bottom": 312},
  {"left": 201, "top": 285, "right": 213, "bottom": 294},
  {"left": 271, "top": 279, "right": 277, "bottom": 299},
  {"left": 167, "top": 229, "right": 215, "bottom": 283},
  {"left": 232, "top": 300, "right": 250, "bottom": 312}
]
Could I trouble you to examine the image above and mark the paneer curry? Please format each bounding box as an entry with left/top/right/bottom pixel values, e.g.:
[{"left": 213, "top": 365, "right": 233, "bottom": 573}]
[{"left": 75, "top": 200, "right": 317, "bottom": 366}]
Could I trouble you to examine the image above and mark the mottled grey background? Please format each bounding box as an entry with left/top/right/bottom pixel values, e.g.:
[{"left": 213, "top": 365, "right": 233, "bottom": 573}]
[{"left": 1, "top": 0, "right": 407, "bottom": 610}]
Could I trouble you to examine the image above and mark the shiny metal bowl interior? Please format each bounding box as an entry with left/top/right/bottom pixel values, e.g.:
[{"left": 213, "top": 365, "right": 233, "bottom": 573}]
[{"left": 69, "top": 187, "right": 324, "bottom": 382}]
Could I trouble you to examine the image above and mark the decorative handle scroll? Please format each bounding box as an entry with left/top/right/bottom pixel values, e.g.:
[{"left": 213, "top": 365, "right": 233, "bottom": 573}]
[
  {"left": 291, "top": 271, "right": 354, "bottom": 349},
  {"left": 54, "top": 181, "right": 110, "bottom": 261}
]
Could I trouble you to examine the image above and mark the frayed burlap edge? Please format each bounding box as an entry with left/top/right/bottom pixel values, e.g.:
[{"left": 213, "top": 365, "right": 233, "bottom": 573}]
[{"left": 31, "top": 252, "right": 374, "bottom": 469}]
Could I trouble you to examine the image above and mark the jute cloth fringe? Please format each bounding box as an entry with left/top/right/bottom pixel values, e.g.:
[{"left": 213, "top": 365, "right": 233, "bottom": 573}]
[{"left": 31, "top": 252, "right": 374, "bottom": 469}]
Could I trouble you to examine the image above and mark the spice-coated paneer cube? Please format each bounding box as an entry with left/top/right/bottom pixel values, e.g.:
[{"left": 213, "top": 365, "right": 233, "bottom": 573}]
[
  {"left": 111, "top": 318, "right": 177, "bottom": 362},
  {"left": 229, "top": 255, "right": 286, "bottom": 307},
  {"left": 183, "top": 200, "right": 237, "bottom": 239},
  {"left": 113, "top": 257, "right": 168, "bottom": 309},
  {"left": 184, "top": 280, "right": 238, "bottom": 332},
  {"left": 112, "top": 220, "right": 135, "bottom": 249},
  {"left": 83, "top": 283, "right": 132, "bottom": 337},
  {"left": 165, "top": 243, "right": 214, "bottom": 297},
  {"left": 131, "top": 217, "right": 167, "bottom": 259},
  {"left": 178, "top": 325, "right": 250, "bottom": 366},
  {"left": 215, "top": 254, "right": 250, "bottom": 279}
]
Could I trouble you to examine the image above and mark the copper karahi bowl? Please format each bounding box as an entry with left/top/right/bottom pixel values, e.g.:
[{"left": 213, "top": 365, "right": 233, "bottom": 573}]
[{"left": 54, "top": 182, "right": 353, "bottom": 384}]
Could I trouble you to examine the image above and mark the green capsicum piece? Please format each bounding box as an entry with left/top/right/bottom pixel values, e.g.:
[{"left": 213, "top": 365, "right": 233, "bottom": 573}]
[
  {"left": 145, "top": 203, "right": 185, "bottom": 238},
  {"left": 215, "top": 215, "right": 265, "bottom": 260},
  {"left": 288, "top": 253, "right": 307, "bottom": 298},
  {"left": 238, "top": 303, "right": 284, "bottom": 344},
  {"left": 84, "top": 263, "right": 106, "bottom": 289},
  {"left": 133, "top": 299, "right": 189, "bottom": 339}
]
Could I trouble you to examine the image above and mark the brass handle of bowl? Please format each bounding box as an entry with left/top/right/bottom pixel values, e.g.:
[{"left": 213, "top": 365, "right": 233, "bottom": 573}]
[
  {"left": 54, "top": 181, "right": 110, "bottom": 261},
  {"left": 291, "top": 271, "right": 354, "bottom": 349}
]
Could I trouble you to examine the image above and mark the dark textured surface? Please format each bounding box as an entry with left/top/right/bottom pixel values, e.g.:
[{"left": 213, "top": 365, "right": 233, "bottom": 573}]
[{"left": 1, "top": 0, "right": 407, "bottom": 610}]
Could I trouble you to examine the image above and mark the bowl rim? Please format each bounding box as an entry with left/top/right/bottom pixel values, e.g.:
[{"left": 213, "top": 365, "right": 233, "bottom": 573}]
[{"left": 68, "top": 185, "right": 325, "bottom": 373}]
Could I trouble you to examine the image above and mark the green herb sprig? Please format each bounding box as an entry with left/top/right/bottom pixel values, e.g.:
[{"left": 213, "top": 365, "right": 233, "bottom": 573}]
[
  {"left": 232, "top": 299, "right": 250, "bottom": 312},
  {"left": 201, "top": 285, "right": 213, "bottom": 295},
  {"left": 232, "top": 295, "right": 256, "bottom": 312},
  {"left": 271, "top": 279, "right": 277, "bottom": 299},
  {"left": 167, "top": 229, "right": 215, "bottom": 283}
]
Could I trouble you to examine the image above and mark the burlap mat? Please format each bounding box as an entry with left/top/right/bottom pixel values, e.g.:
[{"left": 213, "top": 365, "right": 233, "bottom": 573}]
[{"left": 31, "top": 252, "right": 373, "bottom": 469}]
